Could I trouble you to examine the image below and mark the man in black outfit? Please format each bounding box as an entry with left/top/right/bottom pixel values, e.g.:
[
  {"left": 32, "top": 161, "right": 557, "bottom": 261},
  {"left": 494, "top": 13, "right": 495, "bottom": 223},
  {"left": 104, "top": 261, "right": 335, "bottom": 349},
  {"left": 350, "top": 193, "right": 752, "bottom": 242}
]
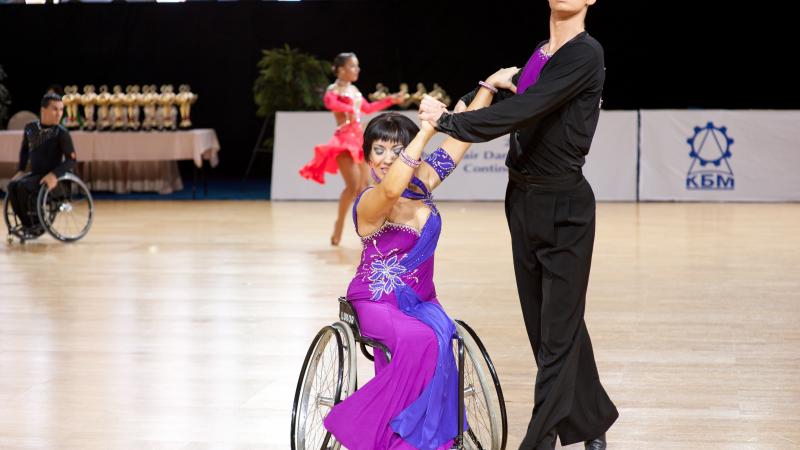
[
  {"left": 7, "top": 92, "right": 76, "bottom": 234},
  {"left": 419, "top": 1, "right": 617, "bottom": 449}
]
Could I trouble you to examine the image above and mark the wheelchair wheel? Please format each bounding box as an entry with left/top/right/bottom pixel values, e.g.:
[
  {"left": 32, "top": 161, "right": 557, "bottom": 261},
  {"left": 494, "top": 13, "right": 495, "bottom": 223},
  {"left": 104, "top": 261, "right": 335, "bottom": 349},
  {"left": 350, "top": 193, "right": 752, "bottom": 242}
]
[
  {"left": 3, "top": 191, "right": 44, "bottom": 243},
  {"left": 291, "top": 326, "right": 346, "bottom": 450},
  {"left": 37, "top": 173, "right": 93, "bottom": 242},
  {"left": 455, "top": 320, "right": 508, "bottom": 450}
]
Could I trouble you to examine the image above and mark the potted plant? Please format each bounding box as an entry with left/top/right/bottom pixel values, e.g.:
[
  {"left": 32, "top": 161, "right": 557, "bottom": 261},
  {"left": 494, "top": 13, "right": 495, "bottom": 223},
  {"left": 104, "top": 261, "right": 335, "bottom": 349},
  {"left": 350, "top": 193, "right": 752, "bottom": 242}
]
[
  {"left": 252, "top": 44, "right": 330, "bottom": 150},
  {"left": 244, "top": 45, "right": 330, "bottom": 185}
]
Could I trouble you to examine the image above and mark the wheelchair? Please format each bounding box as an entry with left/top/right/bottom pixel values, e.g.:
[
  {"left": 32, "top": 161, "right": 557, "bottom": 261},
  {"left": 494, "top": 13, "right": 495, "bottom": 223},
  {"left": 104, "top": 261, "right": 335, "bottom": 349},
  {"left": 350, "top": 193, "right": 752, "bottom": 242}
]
[
  {"left": 291, "top": 297, "right": 508, "bottom": 450},
  {"left": 3, "top": 172, "right": 94, "bottom": 244}
]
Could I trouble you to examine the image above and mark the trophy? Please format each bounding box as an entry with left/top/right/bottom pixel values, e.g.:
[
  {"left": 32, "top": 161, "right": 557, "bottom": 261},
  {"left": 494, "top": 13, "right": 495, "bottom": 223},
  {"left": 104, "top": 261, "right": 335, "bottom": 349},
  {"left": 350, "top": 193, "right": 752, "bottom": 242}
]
[
  {"left": 62, "top": 85, "right": 81, "bottom": 129},
  {"left": 95, "top": 85, "right": 112, "bottom": 131},
  {"left": 110, "top": 85, "right": 127, "bottom": 130},
  {"left": 80, "top": 85, "right": 97, "bottom": 131},
  {"left": 141, "top": 85, "right": 158, "bottom": 131},
  {"left": 125, "top": 85, "right": 142, "bottom": 130},
  {"left": 157, "top": 84, "right": 177, "bottom": 130},
  {"left": 368, "top": 83, "right": 390, "bottom": 102},
  {"left": 396, "top": 83, "right": 414, "bottom": 109},
  {"left": 410, "top": 83, "right": 428, "bottom": 106},
  {"left": 428, "top": 83, "right": 451, "bottom": 107},
  {"left": 391, "top": 83, "right": 412, "bottom": 109},
  {"left": 176, "top": 84, "right": 198, "bottom": 129}
]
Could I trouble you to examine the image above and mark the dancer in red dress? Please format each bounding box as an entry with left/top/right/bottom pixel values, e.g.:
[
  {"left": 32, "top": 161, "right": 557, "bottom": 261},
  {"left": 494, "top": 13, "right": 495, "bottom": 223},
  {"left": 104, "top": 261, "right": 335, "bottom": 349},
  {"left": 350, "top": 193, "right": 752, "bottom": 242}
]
[{"left": 299, "top": 52, "right": 401, "bottom": 245}]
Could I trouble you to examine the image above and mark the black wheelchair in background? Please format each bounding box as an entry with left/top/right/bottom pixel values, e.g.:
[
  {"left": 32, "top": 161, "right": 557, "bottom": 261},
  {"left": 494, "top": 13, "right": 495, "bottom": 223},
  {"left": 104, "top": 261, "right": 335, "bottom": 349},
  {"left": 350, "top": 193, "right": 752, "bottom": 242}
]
[
  {"left": 291, "top": 297, "right": 508, "bottom": 450},
  {"left": 3, "top": 172, "right": 94, "bottom": 244}
]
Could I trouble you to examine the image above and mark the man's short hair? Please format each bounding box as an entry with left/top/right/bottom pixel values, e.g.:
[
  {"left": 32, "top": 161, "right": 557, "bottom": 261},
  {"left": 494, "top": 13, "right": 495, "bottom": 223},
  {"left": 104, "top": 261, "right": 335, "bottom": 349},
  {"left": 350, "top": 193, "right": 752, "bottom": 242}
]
[{"left": 41, "top": 92, "right": 62, "bottom": 108}]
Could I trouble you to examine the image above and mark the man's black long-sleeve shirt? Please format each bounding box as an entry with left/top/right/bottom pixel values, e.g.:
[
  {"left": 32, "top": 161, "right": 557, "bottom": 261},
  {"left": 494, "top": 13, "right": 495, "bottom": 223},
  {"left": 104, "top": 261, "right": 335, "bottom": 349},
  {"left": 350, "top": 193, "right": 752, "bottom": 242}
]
[
  {"left": 18, "top": 121, "right": 77, "bottom": 177},
  {"left": 438, "top": 32, "right": 605, "bottom": 176}
]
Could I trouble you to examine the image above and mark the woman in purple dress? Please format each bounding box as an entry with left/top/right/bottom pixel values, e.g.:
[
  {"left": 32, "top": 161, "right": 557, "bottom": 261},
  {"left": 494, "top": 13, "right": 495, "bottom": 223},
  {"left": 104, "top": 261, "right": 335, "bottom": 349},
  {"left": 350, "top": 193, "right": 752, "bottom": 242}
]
[{"left": 322, "top": 68, "right": 517, "bottom": 449}]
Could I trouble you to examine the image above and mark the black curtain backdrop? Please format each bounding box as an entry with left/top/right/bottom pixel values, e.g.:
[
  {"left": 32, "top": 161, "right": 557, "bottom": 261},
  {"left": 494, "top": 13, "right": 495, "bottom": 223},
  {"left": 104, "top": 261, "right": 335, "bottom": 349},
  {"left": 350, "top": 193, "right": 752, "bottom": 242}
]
[{"left": 1, "top": 1, "right": 797, "bottom": 177}]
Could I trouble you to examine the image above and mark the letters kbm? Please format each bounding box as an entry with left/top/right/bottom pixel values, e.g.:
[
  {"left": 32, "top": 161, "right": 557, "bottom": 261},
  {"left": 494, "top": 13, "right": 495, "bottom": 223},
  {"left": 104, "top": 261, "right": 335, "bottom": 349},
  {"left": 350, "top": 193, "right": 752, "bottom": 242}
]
[{"left": 686, "top": 121, "right": 734, "bottom": 191}]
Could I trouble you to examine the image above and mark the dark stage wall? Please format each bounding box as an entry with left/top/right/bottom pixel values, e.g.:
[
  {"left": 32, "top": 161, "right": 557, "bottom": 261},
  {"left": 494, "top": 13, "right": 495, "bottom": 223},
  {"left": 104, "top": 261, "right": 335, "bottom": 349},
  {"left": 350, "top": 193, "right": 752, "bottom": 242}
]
[{"left": 1, "top": 1, "right": 797, "bottom": 176}]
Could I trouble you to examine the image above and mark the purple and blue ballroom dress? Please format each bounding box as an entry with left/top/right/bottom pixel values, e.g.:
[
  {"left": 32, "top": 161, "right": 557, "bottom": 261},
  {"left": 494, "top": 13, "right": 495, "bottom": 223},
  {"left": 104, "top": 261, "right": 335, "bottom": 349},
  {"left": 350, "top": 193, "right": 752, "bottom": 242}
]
[{"left": 323, "top": 149, "right": 463, "bottom": 450}]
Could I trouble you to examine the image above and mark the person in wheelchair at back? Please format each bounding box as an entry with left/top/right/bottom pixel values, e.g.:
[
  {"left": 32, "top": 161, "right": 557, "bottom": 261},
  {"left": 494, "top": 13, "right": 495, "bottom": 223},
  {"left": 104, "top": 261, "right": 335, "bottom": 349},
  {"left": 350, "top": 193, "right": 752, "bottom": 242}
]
[
  {"left": 7, "top": 92, "right": 76, "bottom": 234},
  {"left": 322, "top": 69, "right": 510, "bottom": 449}
]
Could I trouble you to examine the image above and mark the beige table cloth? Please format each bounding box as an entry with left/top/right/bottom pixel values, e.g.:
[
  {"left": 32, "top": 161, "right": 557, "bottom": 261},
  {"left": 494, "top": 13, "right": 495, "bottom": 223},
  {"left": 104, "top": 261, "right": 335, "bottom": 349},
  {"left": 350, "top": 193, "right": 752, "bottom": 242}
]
[{"left": 0, "top": 129, "right": 220, "bottom": 194}]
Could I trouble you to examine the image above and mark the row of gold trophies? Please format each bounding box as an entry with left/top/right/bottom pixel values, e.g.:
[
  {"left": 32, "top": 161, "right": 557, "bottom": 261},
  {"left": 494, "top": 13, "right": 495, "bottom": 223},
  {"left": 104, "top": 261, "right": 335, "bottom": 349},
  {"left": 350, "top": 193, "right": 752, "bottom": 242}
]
[
  {"left": 368, "top": 82, "right": 451, "bottom": 109},
  {"left": 61, "top": 84, "right": 198, "bottom": 131}
]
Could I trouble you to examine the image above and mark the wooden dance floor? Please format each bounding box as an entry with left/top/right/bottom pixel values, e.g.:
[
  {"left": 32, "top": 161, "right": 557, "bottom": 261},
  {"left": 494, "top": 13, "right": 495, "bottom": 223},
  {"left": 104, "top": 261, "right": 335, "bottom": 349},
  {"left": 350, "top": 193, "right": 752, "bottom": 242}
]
[{"left": 1, "top": 200, "right": 798, "bottom": 449}]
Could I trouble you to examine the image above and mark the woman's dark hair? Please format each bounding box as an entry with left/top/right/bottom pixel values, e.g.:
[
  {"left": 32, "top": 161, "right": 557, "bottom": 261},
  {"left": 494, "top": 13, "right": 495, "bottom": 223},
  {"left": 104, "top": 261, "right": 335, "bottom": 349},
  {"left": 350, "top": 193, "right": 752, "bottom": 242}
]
[
  {"left": 332, "top": 52, "right": 356, "bottom": 75},
  {"left": 362, "top": 112, "right": 419, "bottom": 160},
  {"left": 41, "top": 92, "right": 62, "bottom": 108}
]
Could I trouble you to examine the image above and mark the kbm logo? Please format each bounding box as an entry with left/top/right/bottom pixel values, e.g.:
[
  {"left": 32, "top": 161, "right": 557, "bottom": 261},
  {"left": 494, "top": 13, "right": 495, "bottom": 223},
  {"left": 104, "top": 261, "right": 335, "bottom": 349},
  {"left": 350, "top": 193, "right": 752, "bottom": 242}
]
[{"left": 686, "top": 121, "right": 734, "bottom": 190}]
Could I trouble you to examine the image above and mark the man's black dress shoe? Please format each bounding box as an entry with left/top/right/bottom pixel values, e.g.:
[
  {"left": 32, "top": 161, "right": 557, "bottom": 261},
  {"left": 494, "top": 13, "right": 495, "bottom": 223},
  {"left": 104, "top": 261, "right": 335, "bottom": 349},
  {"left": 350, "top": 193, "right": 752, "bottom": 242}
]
[{"left": 585, "top": 433, "right": 607, "bottom": 450}]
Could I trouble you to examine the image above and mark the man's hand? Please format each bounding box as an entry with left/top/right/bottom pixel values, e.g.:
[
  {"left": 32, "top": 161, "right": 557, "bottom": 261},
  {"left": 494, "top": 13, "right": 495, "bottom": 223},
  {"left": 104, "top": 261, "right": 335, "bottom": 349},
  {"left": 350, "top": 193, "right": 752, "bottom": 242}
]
[
  {"left": 419, "top": 119, "right": 437, "bottom": 136},
  {"left": 11, "top": 171, "right": 24, "bottom": 182},
  {"left": 40, "top": 172, "right": 58, "bottom": 191},
  {"left": 486, "top": 66, "right": 520, "bottom": 94},
  {"left": 418, "top": 94, "right": 448, "bottom": 124}
]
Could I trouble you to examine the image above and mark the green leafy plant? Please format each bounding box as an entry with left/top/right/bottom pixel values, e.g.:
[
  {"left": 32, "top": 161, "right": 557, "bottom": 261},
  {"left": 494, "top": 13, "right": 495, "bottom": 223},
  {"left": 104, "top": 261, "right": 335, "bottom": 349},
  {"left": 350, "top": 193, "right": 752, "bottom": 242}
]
[
  {"left": 253, "top": 44, "right": 331, "bottom": 118},
  {"left": 0, "top": 65, "right": 10, "bottom": 130}
]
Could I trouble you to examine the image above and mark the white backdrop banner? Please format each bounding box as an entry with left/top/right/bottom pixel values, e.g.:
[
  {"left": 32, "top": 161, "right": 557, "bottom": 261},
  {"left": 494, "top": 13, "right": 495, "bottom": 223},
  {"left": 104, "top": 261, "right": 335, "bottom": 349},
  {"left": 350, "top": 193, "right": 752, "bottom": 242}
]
[
  {"left": 272, "top": 110, "right": 638, "bottom": 201},
  {"left": 640, "top": 110, "right": 800, "bottom": 201}
]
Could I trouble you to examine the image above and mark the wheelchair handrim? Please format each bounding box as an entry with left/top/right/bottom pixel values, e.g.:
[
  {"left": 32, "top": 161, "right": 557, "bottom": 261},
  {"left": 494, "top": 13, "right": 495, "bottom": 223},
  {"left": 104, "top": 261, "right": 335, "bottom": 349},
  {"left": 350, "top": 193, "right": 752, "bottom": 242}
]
[{"left": 331, "top": 321, "right": 358, "bottom": 399}]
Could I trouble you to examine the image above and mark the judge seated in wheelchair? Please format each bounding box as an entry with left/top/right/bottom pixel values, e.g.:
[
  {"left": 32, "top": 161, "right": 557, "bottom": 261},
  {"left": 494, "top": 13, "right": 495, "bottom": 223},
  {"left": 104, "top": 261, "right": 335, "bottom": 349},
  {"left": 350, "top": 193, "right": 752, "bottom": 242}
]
[{"left": 6, "top": 92, "right": 77, "bottom": 237}]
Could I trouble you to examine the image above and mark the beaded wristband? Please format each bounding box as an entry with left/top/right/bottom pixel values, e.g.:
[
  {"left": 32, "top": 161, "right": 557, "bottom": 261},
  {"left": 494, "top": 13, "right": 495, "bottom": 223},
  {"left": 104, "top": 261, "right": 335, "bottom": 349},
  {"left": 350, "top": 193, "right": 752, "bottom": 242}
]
[
  {"left": 424, "top": 147, "right": 456, "bottom": 180},
  {"left": 399, "top": 149, "right": 422, "bottom": 168},
  {"left": 478, "top": 80, "right": 498, "bottom": 94}
]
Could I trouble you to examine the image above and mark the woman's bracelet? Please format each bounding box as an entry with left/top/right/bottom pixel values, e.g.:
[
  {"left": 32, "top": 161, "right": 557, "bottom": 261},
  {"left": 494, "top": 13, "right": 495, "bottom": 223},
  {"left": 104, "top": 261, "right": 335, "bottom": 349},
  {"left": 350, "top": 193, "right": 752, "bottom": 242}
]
[
  {"left": 399, "top": 149, "right": 422, "bottom": 169},
  {"left": 478, "top": 80, "right": 498, "bottom": 94}
]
